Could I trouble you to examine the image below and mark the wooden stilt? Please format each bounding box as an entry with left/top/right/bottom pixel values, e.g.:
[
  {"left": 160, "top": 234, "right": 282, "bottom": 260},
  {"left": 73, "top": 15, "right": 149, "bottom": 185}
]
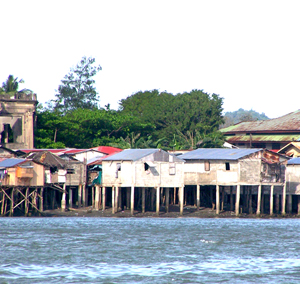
[
  {"left": 180, "top": 186, "right": 184, "bottom": 216},
  {"left": 275, "top": 193, "right": 280, "bottom": 213},
  {"left": 68, "top": 188, "right": 73, "bottom": 209},
  {"left": 235, "top": 184, "right": 240, "bottom": 216},
  {"left": 126, "top": 187, "right": 130, "bottom": 209},
  {"left": 282, "top": 184, "right": 286, "bottom": 216},
  {"left": 9, "top": 188, "right": 14, "bottom": 217},
  {"left": 61, "top": 184, "right": 66, "bottom": 212},
  {"left": 102, "top": 186, "right": 106, "bottom": 211},
  {"left": 112, "top": 186, "right": 115, "bottom": 214},
  {"left": 230, "top": 186, "right": 233, "bottom": 211},
  {"left": 115, "top": 186, "right": 119, "bottom": 212},
  {"left": 196, "top": 185, "right": 200, "bottom": 210},
  {"left": 297, "top": 196, "right": 300, "bottom": 215},
  {"left": 287, "top": 194, "right": 292, "bottom": 214},
  {"left": 221, "top": 187, "right": 225, "bottom": 211},
  {"left": 156, "top": 187, "right": 160, "bottom": 215},
  {"left": 118, "top": 187, "right": 122, "bottom": 210},
  {"left": 261, "top": 186, "right": 264, "bottom": 214},
  {"left": 82, "top": 184, "right": 87, "bottom": 207},
  {"left": 142, "top": 187, "right": 145, "bottom": 213},
  {"left": 257, "top": 184, "right": 261, "bottom": 215},
  {"left": 25, "top": 187, "right": 29, "bottom": 216},
  {"left": 1, "top": 188, "right": 5, "bottom": 215},
  {"left": 249, "top": 187, "right": 253, "bottom": 214},
  {"left": 92, "top": 186, "right": 95, "bottom": 208},
  {"left": 165, "top": 188, "right": 169, "bottom": 213},
  {"left": 130, "top": 186, "right": 134, "bottom": 216},
  {"left": 78, "top": 185, "right": 82, "bottom": 208},
  {"left": 39, "top": 188, "right": 44, "bottom": 213},
  {"left": 95, "top": 185, "right": 100, "bottom": 210},
  {"left": 270, "top": 185, "right": 274, "bottom": 216},
  {"left": 216, "top": 185, "right": 220, "bottom": 215},
  {"left": 174, "top": 187, "right": 176, "bottom": 205}
]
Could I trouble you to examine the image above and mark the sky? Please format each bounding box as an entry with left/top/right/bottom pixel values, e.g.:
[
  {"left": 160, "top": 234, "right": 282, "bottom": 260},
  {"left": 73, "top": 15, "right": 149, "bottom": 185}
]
[{"left": 1, "top": 0, "right": 300, "bottom": 119}]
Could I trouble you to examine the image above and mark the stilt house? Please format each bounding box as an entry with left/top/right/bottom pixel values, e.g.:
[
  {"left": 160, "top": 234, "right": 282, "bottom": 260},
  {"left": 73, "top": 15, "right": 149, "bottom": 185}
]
[
  {"left": 180, "top": 148, "right": 289, "bottom": 216},
  {"left": 101, "top": 149, "right": 185, "bottom": 215},
  {"left": 285, "top": 158, "right": 300, "bottom": 213}
]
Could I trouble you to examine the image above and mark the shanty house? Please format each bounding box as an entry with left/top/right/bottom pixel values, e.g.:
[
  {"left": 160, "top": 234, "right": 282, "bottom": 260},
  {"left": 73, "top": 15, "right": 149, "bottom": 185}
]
[
  {"left": 180, "top": 148, "right": 289, "bottom": 216},
  {"left": 180, "top": 148, "right": 287, "bottom": 186},
  {"left": 277, "top": 142, "right": 300, "bottom": 158},
  {"left": 285, "top": 158, "right": 300, "bottom": 214},
  {"left": 101, "top": 149, "right": 185, "bottom": 215},
  {"left": 102, "top": 149, "right": 184, "bottom": 188},
  {"left": 0, "top": 158, "right": 44, "bottom": 186}
]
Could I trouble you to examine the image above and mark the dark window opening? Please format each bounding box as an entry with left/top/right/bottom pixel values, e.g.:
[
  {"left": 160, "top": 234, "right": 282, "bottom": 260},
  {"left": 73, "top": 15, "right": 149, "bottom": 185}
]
[
  {"left": 144, "top": 163, "right": 149, "bottom": 171},
  {"left": 225, "top": 162, "right": 230, "bottom": 171},
  {"left": 1, "top": 124, "right": 14, "bottom": 144},
  {"left": 205, "top": 161, "right": 210, "bottom": 171},
  {"left": 67, "top": 168, "right": 75, "bottom": 174}
]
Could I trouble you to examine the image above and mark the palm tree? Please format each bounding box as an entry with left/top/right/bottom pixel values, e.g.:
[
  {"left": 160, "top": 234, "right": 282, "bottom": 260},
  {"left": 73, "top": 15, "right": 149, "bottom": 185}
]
[{"left": 0, "top": 75, "right": 24, "bottom": 94}]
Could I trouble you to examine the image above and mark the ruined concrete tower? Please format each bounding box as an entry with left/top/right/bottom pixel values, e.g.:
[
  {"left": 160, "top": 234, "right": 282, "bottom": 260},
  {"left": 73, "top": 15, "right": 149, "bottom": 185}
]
[{"left": 0, "top": 90, "right": 37, "bottom": 149}]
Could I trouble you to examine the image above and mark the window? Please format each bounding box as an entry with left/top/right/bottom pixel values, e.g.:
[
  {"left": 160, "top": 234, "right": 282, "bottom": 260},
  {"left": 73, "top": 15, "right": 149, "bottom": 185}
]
[
  {"left": 169, "top": 163, "right": 176, "bottom": 175},
  {"left": 225, "top": 162, "right": 230, "bottom": 171},
  {"left": 204, "top": 161, "right": 210, "bottom": 171},
  {"left": 67, "top": 168, "right": 75, "bottom": 174},
  {"left": 144, "top": 163, "right": 149, "bottom": 171},
  {"left": 115, "top": 163, "right": 121, "bottom": 178}
]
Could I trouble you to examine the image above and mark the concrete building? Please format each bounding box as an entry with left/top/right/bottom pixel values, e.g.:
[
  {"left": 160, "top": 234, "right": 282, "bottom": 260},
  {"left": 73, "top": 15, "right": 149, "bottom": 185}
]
[{"left": 0, "top": 91, "right": 37, "bottom": 149}]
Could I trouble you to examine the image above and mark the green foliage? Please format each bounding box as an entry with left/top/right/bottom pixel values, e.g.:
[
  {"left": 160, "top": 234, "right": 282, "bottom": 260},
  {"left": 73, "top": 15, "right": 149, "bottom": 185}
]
[
  {"left": 53, "top": 57, "right": 102, "bottom": 113},
  {"left": 37, "top": 87, "right": 225, "bottom": 150},
  {"left": 0, "top": 75, "right": 24, "bottom": 95},
  {"left": 120, "top": 89, "right": 224, "bottom": 148}
]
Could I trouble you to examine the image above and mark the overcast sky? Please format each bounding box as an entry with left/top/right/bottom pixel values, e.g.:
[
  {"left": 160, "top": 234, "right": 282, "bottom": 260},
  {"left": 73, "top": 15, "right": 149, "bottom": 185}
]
[{"left": 1, "top": 0, "right": 299, "bottom": 118}]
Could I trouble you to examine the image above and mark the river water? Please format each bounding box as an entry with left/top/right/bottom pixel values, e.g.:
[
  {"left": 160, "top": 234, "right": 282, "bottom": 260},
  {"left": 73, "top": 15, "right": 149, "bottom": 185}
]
[{"left": 1, "top": 217, "right": 300, "bottom": 283}]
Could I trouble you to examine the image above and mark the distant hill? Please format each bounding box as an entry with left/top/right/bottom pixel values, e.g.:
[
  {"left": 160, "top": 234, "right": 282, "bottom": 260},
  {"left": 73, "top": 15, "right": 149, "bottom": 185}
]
[{"left": 221, "top": 109, "right": 269, "bottom": 128}]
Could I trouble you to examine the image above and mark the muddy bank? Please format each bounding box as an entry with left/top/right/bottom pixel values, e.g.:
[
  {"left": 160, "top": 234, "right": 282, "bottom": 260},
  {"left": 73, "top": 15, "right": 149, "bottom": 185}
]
[{"left": 40, "top": 205, "right": 300, "bottom": 219}]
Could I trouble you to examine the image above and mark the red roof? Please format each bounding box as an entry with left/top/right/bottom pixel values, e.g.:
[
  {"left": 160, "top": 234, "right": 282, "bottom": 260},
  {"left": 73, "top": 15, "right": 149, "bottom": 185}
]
[{"left": 91, "top": 146, "right": 122, "bottom": 155}]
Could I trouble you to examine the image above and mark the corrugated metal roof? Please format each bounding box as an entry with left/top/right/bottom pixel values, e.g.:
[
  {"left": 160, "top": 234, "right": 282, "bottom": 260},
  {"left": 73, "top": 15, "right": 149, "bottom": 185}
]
[
  {"left": 221, "top": 110, "right": 300, "bottom": 133},
  {"left": 0, "top": 158, "right": 26, "bottom": 168},
  {"left": 225, "top": 134, "right": 300, "bottom": 143},
  {"left": 103, "top": 149, "right": 159, "bottom": 161},
  {"left": 180, "top": 148, "right": 262, "bottom": 160},
  {"left": 91, "top": 146, "right": 122, "bottom": 155},
  {"left": 287, "top": 157, "right": 300, "bottom": 165}
]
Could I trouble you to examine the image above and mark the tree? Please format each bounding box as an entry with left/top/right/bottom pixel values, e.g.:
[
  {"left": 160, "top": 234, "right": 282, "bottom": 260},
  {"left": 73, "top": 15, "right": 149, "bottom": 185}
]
[
  {"left": 0, "top": 75, "right": 24, "bottom": 94},
  {"left": 53, "top": 57, "right": 102, "bottom": 113},
  {"left": 120, "top": 89, "right": 224, "bottom": 148}
]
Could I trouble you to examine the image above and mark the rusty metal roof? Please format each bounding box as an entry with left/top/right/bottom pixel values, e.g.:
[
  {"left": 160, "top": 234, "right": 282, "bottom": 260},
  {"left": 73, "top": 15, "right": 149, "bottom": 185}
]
[
  {"left": 225, "top": 134, "right": 300, "bottom": 143},
  {"left": 180, "top": 148, "right": 262, "bottom": 160},
  {"left": 221, "top": 110, "right": 300, "bottom": 134}
]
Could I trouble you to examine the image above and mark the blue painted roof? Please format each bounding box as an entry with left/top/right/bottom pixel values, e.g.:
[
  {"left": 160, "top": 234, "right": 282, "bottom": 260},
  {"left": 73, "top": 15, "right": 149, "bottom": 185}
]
[
  {"left": 0, "top": 158, "right": 26, "bottom": 168},
  {"left": 287, "top": 158, "right": 300, "bottom": 165},
  {"left": 180, "top": 148, "right": 262, "bottom": 160}
]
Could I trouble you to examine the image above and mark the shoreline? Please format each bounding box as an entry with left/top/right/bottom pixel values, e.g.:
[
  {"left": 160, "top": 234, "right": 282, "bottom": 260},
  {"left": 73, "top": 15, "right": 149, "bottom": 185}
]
[{"left": 20, "top": 205, "right": 300, "bottom": 219}]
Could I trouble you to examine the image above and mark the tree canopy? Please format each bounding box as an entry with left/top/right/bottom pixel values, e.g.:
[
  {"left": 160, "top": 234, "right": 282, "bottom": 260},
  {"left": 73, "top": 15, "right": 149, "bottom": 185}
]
[
  {"left": 0, "top": 75, "right": 24, "bottom": 95},
  {"left": 53, "top": 57, "right": 102, "bottom": 113}
]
